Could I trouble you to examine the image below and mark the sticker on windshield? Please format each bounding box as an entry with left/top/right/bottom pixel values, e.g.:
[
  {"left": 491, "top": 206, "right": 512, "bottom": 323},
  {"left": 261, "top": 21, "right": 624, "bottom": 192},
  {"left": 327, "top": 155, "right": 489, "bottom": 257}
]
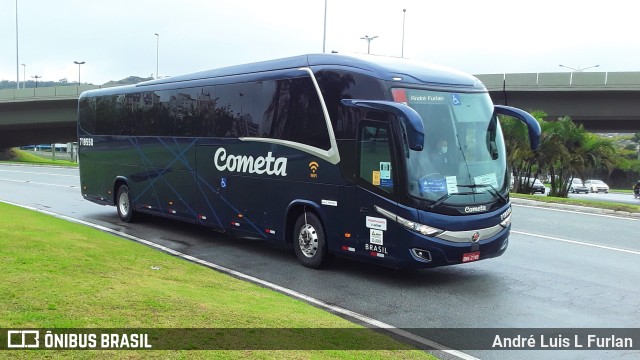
[
  {"left": 446, "top": 176, "right": 459, "bottom": 194},
  {"left": 372, "top": 171, "right": 381, "bottom": 186},
  {"left": 474, "top": 173, "right": 499, "bottom": 188},
  {"left": 379, "top": 162, "right": 391, "bottom": 179},
  {"left": 420, "top": 178, "right": 447, "bottom": 193},
  {"left": 379, "top": 162, "right": 392, "bottom": 187},
  {"left": 452, "top": 94, "right": 461, "bottom": 106}
]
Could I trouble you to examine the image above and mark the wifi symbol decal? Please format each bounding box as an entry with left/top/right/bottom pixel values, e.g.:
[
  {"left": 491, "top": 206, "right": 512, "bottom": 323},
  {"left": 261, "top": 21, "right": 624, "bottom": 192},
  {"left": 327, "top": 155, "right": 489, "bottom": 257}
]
[{"left": 309, "top": 161, "right": 319, "bottom": 178}]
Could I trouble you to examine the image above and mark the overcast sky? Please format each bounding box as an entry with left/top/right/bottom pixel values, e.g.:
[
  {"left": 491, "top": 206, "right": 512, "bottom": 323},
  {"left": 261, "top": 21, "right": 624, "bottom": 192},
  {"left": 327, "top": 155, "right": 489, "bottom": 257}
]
[{"left": 1, "top": 0, "right": 639, "bottom": 85}]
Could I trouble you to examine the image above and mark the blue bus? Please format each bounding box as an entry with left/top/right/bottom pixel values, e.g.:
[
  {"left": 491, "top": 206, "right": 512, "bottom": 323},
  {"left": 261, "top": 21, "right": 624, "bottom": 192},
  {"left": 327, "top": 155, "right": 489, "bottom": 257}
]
[{"left": 77, "top": 54, "right": 540, "bottom": 269}]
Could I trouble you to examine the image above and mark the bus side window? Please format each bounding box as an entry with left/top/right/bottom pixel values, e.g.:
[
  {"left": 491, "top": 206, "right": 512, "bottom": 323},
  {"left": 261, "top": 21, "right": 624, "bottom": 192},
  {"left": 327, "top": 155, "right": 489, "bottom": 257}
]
[
  {"left": 79, "top": 97, "right": 96, "bottom": 134},
  {"left": 95, "top": 95, "right": 117, "bottom": 135},
  {"left": 358, "top": 123, "right": 394, "bottom": 195}
]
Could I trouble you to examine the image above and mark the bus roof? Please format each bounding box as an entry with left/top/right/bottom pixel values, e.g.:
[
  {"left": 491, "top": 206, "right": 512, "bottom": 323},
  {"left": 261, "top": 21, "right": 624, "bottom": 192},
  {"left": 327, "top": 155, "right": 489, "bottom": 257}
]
[
  {"left": 135, "top": 53, "right": 484, "bottom": 90},
  {"left": 79, "top": 54, "right": 486, "bottom": 99}
]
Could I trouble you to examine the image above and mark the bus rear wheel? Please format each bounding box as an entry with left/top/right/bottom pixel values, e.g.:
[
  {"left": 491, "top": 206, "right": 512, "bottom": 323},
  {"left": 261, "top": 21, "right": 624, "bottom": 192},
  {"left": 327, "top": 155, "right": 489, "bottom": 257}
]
[
  {"left": 293, "top": 212, "right": 327, "bottom": 269},
  {"left": 116, "top": 184, "right": 135, "bottom": 223}
]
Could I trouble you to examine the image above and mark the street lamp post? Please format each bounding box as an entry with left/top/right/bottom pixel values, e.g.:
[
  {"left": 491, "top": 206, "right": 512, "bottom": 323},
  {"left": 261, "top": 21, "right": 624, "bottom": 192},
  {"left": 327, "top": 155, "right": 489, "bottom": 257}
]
[
  {"left": 360, "top": 35, "right": 378, "bottom": 54},
  {"left": 558, "top": 64, "right": 600, "bottom": 72},
  {"left": 31, "top": 75, "right": 41, "bottom": 88},
  {"left": 154, "top": 33, "right": 160, "bottom": 79},
  {"left": 401, "top": 9, "right": 406, "bottom": 58},
  {"left": 323, "top": 0, "right": 328, "bottom": 53},
  {"left": 15, "top": 0, "right": 19, "bottom": 89},
  {"left": 558, "top": 64, "right": 600, "bottom": 85},
  {"left": 21, "top": 63, "right": 26, "bottom": 89},
  {"left": 74, "top": 61, "right": 85, "bottom": 85}
]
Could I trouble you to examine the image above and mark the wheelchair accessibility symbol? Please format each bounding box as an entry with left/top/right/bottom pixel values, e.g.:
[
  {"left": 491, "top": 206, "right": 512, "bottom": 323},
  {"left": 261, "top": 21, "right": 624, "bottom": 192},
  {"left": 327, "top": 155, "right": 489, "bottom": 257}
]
[
  {"left": 220, "top": 177, "right": 227, "bottom": 188},
  {"left": 452, "top": 94, "right": 461, "bottom": 106}
]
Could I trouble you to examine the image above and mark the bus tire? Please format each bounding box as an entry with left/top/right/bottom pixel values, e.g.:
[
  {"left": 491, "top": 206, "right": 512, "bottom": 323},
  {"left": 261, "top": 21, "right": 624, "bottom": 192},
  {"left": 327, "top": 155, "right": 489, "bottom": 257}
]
[
  {"left": 293, "top": 212, "right": 327, "bottom": 269},
  {"left": 116, "top": 184, "right": 135, "bottom": 223}
]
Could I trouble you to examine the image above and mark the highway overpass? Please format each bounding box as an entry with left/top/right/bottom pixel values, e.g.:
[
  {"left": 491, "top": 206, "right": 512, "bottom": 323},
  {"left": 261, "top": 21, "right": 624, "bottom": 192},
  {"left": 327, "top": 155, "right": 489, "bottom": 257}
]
[
  {"left": 0, "top": 85, "right": 99, "bottom": 149},
  {"left": 1, "top": 72, "right": 640, "bottom": 149},
  {"left": 475, "top": 71, "right": 640, "bottom": 132}
]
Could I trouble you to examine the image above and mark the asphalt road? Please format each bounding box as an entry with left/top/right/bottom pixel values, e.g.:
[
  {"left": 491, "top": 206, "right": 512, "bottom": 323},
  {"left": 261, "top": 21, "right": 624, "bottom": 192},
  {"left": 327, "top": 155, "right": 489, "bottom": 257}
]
[{"left": 1, "top": 164, "right": 639, "bottom": 360}]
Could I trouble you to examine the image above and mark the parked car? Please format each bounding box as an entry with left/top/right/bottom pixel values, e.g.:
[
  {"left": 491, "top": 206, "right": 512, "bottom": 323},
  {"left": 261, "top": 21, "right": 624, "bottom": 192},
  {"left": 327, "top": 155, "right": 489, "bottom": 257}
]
[
  {"left": 530, "top": 178, "right": 546, "bottom": 194},
  {"left": 584, "top": 179, "right": 609, "bottom": 193},
  {"left": 569, "top": 178, "right": 589, "bottom": 194},
  {"left": 512, "top": 177, "right": 546, "bottom": 194}
]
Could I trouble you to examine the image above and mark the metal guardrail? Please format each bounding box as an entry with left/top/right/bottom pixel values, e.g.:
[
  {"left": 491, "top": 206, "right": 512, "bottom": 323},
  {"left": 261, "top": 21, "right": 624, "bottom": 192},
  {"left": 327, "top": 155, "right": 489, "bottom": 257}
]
[
  {"left": 0, "top": 85, "right": 101, "bottom": 102},
  {"left": 475, "top": 72, "right": 640, "bottom": 91}
]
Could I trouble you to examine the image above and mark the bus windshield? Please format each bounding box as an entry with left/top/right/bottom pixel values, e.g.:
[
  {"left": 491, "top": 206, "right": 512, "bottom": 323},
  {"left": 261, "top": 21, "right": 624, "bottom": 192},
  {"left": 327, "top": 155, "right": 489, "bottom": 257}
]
[{"left": 392, "top": 88, "right": 508, "bottom": 208}]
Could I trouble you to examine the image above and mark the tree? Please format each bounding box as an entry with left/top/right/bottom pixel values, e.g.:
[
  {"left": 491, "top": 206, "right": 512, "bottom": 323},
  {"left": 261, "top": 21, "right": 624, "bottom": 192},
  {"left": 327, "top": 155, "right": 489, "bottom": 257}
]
[
  {"left": 500, "top": 110, "right": 545, "bottom": 194},
  {"left": 536, "top": 117, "right": 616, "bottom": 197},
  {"left": 502, "top": 112, "right": 619, "bottom": 197},
  {"left": 632, "top": 132, "right": 640, "bottom": 161}
]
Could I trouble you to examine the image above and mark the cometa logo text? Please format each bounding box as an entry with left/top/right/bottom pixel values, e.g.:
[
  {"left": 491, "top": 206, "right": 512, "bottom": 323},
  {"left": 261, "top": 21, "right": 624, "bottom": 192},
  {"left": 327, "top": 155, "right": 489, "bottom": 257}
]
[
  {"left": 464, "top": 205, "right": 487, "bottom": 213},
  {"left": 213, "top": 148, "right": 288, "bottom": 176}
]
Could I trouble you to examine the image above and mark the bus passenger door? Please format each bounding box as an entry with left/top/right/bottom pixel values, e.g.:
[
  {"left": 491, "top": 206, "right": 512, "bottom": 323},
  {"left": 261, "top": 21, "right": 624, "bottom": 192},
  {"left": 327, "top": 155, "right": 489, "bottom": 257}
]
[{"left": 355, "top": 119, "right": 400, "bottom": 260}]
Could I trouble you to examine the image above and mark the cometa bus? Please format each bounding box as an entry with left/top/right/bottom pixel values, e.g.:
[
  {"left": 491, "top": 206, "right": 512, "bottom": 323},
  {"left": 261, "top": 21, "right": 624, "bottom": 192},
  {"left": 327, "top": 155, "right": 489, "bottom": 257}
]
[{"left": 77, "top": 54, "right": 540, "bottom": 269}]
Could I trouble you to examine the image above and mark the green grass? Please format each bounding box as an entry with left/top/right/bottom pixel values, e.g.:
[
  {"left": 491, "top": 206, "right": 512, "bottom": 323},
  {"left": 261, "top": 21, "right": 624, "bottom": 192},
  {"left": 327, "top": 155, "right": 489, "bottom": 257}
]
[
  {"left": 0, "top": 202, "right": 436, "bottom": 359},
  {"left": 611, "top": 189, "right": 633, "bottom": 194},
  {"left": 1, "top": 148, "right": 78, "bottom": 167},
  {"left": 511, "top": 193, "right": 640, "bottom": 213}
]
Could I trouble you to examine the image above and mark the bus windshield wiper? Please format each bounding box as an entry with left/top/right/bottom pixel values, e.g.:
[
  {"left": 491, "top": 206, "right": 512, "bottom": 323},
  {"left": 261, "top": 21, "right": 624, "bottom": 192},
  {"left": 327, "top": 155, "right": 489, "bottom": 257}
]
[
  {"left": 458, "top": 184, "right": 507, "bottom": 204},
  {"left": 428, "top": 191, "right": 475, "bottom": 209}
]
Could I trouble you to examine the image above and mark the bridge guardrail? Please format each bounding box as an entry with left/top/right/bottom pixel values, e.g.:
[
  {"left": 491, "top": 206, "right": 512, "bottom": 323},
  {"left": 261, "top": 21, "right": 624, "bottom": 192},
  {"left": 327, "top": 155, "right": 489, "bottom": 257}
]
[
  {"left": 475, "top": 71, "right": 640, "bottom": 91},
  {"left": 0, "top": 85, "right": 101, "bottom": 102}
]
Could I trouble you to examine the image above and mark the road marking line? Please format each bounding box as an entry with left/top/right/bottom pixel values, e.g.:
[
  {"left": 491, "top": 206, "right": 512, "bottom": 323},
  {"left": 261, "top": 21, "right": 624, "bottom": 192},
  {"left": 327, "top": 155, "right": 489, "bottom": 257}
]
[
  {"left": 0, "top": 199, "right": 478, "bottom": 360},
  {"left": 513, "top": 203, "right": 639, "bottom": 221},
  {"left": 0, "top": 169, "right": 79, "bottom": 177},
  {"left": 512, "top": 230, "right": 640, "bottom": 255},
  {"left": 0, "top": 178, "right": 78, "bottom": 188}
]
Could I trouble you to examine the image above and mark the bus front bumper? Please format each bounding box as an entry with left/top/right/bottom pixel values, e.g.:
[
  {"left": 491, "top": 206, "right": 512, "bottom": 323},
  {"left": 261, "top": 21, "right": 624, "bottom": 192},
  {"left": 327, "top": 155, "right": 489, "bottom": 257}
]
[{"left": 399, "top": 226, "right": 510, "bottom": 269}]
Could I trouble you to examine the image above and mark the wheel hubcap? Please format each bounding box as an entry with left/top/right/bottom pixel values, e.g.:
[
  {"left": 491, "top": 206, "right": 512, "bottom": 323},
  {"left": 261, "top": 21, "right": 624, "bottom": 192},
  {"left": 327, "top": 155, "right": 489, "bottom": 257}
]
[
  {"left": 298, "top": 224, "right": 318, "bottom": 258},
  {"left": 119, "top": 192, "right": 130, "bottom": 216}
]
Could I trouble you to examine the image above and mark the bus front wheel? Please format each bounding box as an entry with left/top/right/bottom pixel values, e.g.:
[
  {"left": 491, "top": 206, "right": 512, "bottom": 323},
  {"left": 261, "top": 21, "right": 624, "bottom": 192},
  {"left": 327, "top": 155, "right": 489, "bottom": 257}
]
[
  {"left": 293, "top": 212, "right": 327, "bottom": 269},
  {"left": 116, "top": 184, "right": 135, "bottom": 223}
]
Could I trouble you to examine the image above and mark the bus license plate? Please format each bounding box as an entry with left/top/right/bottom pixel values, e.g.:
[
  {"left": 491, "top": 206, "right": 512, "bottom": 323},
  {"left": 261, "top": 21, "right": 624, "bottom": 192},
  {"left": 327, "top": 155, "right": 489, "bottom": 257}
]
[{"left": 462, "top": 251, "right": 480, "bottom": 263}]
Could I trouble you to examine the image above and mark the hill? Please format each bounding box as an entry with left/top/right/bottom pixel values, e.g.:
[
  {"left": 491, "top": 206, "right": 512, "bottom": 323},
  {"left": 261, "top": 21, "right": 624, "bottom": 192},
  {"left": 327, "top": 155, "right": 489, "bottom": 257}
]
[
  {"left": 101, "top": 76, "right": 154, "bottom": 87},
  {"left": 0, "top": 75, "right": 154, "bottom": 90}
]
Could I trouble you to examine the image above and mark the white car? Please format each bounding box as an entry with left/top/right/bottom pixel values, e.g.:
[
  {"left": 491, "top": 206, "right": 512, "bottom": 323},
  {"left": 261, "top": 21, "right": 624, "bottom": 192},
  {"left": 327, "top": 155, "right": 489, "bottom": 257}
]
[
  {"left": 583, "top": 179, "right": 609, "bottom": 193},
  {"left": 569, "top": 178, "right": 589, "bottom": 193}
]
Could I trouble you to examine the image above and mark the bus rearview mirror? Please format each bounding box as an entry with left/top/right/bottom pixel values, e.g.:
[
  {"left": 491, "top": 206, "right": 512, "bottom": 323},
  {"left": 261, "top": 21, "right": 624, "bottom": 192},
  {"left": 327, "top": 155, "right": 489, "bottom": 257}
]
[
  {"left": 494, "top": 105, "right": 541, "bottom": 151},
  {"left": 341, "top": 99, "right": 425, "bottom": 151}
]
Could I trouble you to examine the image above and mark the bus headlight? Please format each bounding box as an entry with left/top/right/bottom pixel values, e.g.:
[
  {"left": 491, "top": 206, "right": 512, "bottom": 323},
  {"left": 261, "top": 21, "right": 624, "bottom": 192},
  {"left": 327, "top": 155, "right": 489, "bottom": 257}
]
[
  {"left": 375, "top": 206, "right": 444, "bottom": 237},
  {"left": 499, "top": 214, "right": 511, "bottom": 228},
  {"left": 499, "top": 206, "right": 512, "bottom": 228},
  {"left": 415, "top": 223, "right": 444, "bottom": 236}
]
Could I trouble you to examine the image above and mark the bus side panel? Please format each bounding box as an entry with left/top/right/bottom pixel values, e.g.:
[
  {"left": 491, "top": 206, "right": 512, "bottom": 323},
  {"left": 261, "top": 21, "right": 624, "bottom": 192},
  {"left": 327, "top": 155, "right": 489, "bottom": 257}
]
[
  {"left": 99, "top": 137, "right": 198, "bottom": 222},
  {"left": 78, "top": 143, "right": 108, "bottom": 205},
  {"left": 275, "top": 180, "right": 342, "bottom": 242},
  {"left": 195, "top": 141, "right": 350, "bottom": 240},
  {"left": 225, "top": 174, "right": 269, "bottom": 238},
  {"left": 195, "top": 144, "right": 233, "bottom": 231}
]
